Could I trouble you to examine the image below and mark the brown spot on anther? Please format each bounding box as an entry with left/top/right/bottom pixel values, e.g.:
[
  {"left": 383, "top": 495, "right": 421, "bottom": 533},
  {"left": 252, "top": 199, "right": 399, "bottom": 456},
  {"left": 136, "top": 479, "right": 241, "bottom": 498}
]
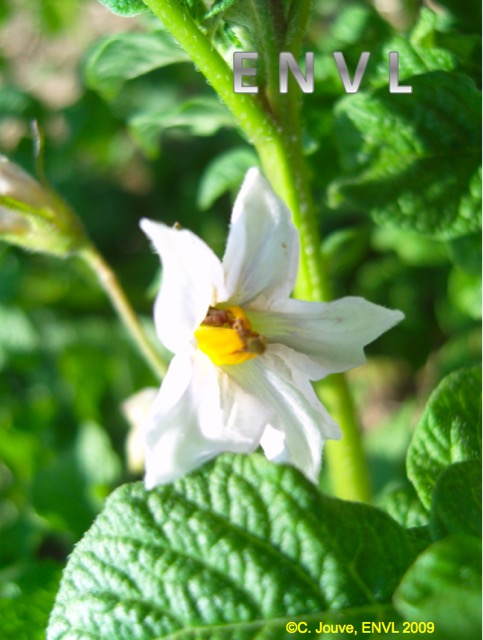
[
  {"left": 202, "top": 307, "right": 231, "bottom": 327},
  {"left": 200, "top": 305, "right": 266, "bottom": 358}
]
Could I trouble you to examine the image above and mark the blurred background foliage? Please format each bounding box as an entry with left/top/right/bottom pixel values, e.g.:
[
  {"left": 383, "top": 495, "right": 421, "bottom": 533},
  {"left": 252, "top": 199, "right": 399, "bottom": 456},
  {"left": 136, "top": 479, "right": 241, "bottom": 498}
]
[{"left": 0, "top": 0, "right": 480, "bottom": 636}]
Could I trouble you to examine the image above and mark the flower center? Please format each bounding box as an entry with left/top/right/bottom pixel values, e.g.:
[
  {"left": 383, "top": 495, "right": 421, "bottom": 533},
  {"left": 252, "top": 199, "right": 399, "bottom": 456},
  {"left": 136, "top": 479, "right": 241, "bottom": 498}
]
[{"left": 194, "top": 305, "right": 266, "bottom": 366}]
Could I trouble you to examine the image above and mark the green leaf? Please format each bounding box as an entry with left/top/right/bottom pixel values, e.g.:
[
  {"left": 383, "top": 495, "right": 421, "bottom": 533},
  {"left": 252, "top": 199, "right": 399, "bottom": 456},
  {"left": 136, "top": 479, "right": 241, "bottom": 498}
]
[
  {"left": 197, "top": 147, "right": 258, "bottom": 210},
  {"left": 377, "top": 483, "right": 428, "bottom": 528},
  {"left": 409, "top": 7, "right": 443, "bottom": 47},
  {"left": 47, "top": 454, "right": 415, "bottom": 639},
  {"left": 330, "top": 72, "right": 482, "bottom": 239},
  {"left": 0, "top": 491, "right": 44, "bottom": 567},
  {"left": 372, "top": 227, "right": 448, "bottom": 266},
  {"left": 75, "top": 421, "right": 122, "bottom": 488},
  {"left": 0, "top": 86, "right": 43, "bottom": 120},
  {"left": 394, "top": 535, "right": 482, "bottom": 640},
  {"left": 0, "top": 561, "right": 62, "bottom": 640},
  {"left": 97, "top": 0, "right": 148, "bottom": 17},
  {"left": 364, "top": 401, "right": 415, "bottom": 494},
  {"left": 85, "top": 31, "right": 189, "bottom": 99},
  {"left": 322, "top": 227, "right": 371, "bottom": 278},
  {"left": 368, "top": 27, "right": 457, "bottom": 88},
  {"left": 448, "top": 232, "right": 482, "bottom": 275},
  {"left": 130, "top": 97, "right": 235, "bottom": 157},
  {"left": 205, "top": 0, "right": 240, "bottom": 19},
  {"left": 35, "top": 0, "right": 80, "bottom": 33},
  {"left": 448, "top": 267, "right": 482, "bottom": 319},
  {"left": 0, "top": 304, "right": 39, "bottom": 353},
  {"left": 31, "top": 422, "right": 121, "bottom": 537},
  {"left": 436, "top": 0, "right": 482, "bottom": 33},
  {"left": 407, "top": 366, "right": 482, "bottom": 510},
  {"left": 431, "top": 460, "right": 482, "bottom": 539},
  {"left": 177, "top": 0, "right": 208, "bottom": 23},
  {"left": 435, "top": 327, "right": 482, "bottom": 379}
]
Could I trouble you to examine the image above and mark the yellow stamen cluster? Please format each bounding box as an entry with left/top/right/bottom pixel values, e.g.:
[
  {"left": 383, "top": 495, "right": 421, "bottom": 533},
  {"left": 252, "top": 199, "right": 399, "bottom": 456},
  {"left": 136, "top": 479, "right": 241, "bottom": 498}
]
[{"left": 195, "top": 305, "right": 266, "bottom": 366}]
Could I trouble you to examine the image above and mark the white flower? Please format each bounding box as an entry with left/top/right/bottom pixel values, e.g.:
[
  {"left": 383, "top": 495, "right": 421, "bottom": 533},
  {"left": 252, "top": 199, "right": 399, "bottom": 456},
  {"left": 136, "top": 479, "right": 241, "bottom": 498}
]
[{"left": 140, "top": 168, "right": 403, "bottom": 488}]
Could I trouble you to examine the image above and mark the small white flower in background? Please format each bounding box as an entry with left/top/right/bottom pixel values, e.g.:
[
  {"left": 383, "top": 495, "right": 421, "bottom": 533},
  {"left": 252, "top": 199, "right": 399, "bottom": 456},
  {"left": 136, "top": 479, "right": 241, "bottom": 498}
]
[
  {"left": 139, "top": 168, "right": 403, "bottom": 488},
  {"left": 122, "top": 388, "right": 158, "bottom": 474}
]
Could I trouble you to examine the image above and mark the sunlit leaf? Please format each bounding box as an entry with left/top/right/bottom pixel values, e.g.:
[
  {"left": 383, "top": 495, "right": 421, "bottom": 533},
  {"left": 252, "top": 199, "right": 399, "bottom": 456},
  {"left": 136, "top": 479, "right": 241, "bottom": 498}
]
[{"left": 48, "top": 454, "right": 415, "bottom": 639}]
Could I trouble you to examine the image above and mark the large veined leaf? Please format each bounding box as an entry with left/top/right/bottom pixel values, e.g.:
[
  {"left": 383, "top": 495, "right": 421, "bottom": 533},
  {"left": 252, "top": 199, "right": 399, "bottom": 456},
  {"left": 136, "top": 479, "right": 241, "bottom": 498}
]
[
  {"left": 407, "top": 366, "right": 482, "bottom": 510},
  {"left": 330, "top": 72, "right": 482, "bottom": 239},
  {"left": 47, "top": 454, "right": 415, "bottom": 639}
]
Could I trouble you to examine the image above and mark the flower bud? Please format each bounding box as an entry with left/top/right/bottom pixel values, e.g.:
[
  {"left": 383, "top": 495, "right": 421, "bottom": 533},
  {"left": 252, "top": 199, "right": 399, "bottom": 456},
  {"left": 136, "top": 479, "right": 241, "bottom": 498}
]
[{"left": 0, "top": 155, "right": 88, "bottom": 256}]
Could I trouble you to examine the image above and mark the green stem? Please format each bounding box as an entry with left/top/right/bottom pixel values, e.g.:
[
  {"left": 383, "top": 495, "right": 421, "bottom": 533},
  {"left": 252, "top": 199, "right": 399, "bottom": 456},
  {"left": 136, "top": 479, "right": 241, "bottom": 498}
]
[
  {"left": 276, "top": 100, "right": 371, "bottom": 501},
  {"left": 284, "top": 0, "right": 313, "bottom": 57},
  {"left": 318, "top": 375, "right": 372, "bottom": 502},
  {"left": 276, "top": 1, "right": 370, "bottom": 501},
  {"left": 81, "top": 244, "right": 167, "bottom": 380},
  {"left": 244, "top": 0, "right": 282, "bottom": 116},
  {"left": 142, "top": 0, "right": 371, "bottom": 501},
  {"left": 143, "top": 0, "right": 274, "bottom": 151}
]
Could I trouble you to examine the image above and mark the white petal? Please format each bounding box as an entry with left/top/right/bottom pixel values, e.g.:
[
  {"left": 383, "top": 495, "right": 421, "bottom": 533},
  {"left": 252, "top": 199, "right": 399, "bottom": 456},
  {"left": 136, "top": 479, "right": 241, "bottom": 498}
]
[
  {"left": 259, "top": 424, "right": 288, "bottom": 462},
  {"left": 215, "top": 360, "right": 273, "bottom": 443},
  {"left": 226, "top": 346, "right": 340, "bottom": 481},
  {"left": 221, "top": 168, "right": 299, "bottom": 307},
  {"left": 140, "top": 218, "right": 225, "bottom": 353},
  {"left": 264, "top": 344, "right": 342, "bottom": 439},
  {"left": 143, "top": 350, "right": 270, "bottom": 488},
  {"left": 246, "top": 297, "right": 404, "bottom": 377}
]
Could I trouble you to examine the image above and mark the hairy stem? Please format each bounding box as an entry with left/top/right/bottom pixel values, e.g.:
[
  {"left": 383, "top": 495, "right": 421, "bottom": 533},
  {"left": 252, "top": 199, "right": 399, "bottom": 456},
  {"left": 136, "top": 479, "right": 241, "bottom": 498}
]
[
  {"left": 81, "top": 245, "right": 167, "bottom": 380},
  {"left": 244, "top": 0, "right": 282, "bottom": 115},
  {"left": 277, "top": 0, "right": 371, "bottom": 500},
  {"left": 284, "top": 0, "right": 313, "bottom": 57},
  {"left": 275, "top": 99, "right": 371, "bottom": 501}
]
